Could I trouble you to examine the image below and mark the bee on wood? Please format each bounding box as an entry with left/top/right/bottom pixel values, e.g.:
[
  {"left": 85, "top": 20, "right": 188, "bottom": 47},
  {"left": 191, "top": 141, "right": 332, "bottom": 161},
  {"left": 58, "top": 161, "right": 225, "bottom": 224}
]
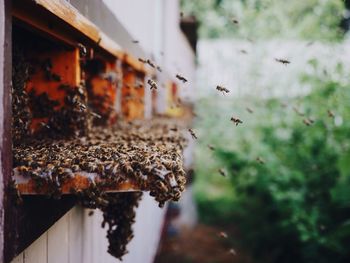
[
  {"left": 256, "top": 156, "right": 265, "bottom": 164},
  {"left": 176, "top": 74, "right": 188, "bottom": 83},
  {"left": 275, "top": 58, "right": 291, "bottom": 65},
  {"left": 219, "top": 231, "right": 228, "bottom": 238},
  {"left": 216, "top": 85, "right": 230, "bottom": 94},
  {"left": 218, "top": 168, "right": 227, "bottom": 177},
  {"left": 78, "top": 43, "right": 87, "bottom": 57},
  {"left": 327, "top": 110, "right": 335, "bottom": 118},
  {"left": 132, "top": 40, "right": 139, "bottom": 44},
  {"left": 147, "top": 79, "right": 158, "bottom": 90},
  {"left": 246, "top": 107, "right": 254, "bottom": 114},
  {"left": 207, "top": 144, "right": 215, "bottom": 151},
  {"left": 230, "top": 117, "right": 243, "bottom": 126},
  {"left": 138, "top": 58, "right": 147, "bottom": 64},
  {"left": 146, "top": 59, "right": 156, "bottom": 68},
  {"left": 188, "top": 128, "right": 197, "bottom": 139}
]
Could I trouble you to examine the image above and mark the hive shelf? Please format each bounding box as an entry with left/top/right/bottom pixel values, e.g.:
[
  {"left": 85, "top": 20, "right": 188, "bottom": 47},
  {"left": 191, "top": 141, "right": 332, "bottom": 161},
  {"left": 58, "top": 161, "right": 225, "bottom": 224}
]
[{"left": 13, "top": 120, "right": 187, "bottom": 205}]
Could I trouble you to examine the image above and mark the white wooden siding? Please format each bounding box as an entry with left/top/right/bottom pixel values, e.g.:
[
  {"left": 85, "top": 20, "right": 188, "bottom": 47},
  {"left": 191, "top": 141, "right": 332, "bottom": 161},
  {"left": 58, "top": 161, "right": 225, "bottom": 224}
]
[{"left": 11, "top": 195, "right": 165, "bottom": 263}]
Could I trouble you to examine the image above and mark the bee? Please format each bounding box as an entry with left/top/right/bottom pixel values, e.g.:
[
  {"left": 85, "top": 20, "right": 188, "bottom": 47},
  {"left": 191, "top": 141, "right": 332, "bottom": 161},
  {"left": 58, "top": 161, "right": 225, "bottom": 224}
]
[
  {"left": 219, "top": 231, "right": 228, "bottom": 238},
  {"left": 229, "top": 248, "right": 237, "bottom": 256},
  {"left": 156, "top": 66, "right": 162, "bottom": 72},
  {"left": 132, "top": 40, "right": 139, "bottom": 44},
  {"left": 180, "top": 11, "right": 184, "bottom": 18},
  {"left": 246, "top": 107, "right": 254, "bottom": 113},
  {"left": 207, "top": 144, "right": 215, "bottom": 151},
  {"left": 216, "top": 85, "right": 230, "bottom": 94},
  {"left": 138, "top": 58, "right": 147, "bottom": 63},
  {"left": 147, "top": 79, "right": 158, "bottom": 90},
  {"left": 230, "top": 117, "right": 243, "bottom": 126},
  {"left": 327, "top": 110, "right": 335, "bottom": 118},
  {"left": 218, "top": 168, "right": 227, "bottom": 177},
  {"left": 176, "top": 74, "right": 188, "bottom": 83},
  {"left": 170, "top": 126, "right": 178, "bottom": 132},
  {"left": 275, "top": 58, "right": 291, "bottom": 65},
  {"left": 88, "top": 210, "right": 94, "bottom": 216},
  {"left": 293, "top": 106, "right": 304, "bottom": 116},
  {"left": 256, "top": 156, "right": 265, "bottom": 164},
  {"left": 303, "top": 118, "right": 314, "bottom": 126},
  {"left": 232, "top": 18, "right": 239, "bottom": 24},
  {"left": 240, "top": 49, "right": 248, "bottom": 54},
  {"left": 78, "top": 43, "right": 87, "bottom": 57},
  {"left": 146, "top": 59, "right": 156, "bottom": 68},
  {"left": 188, "top": 128, "right": 197, "bottom": 139}
]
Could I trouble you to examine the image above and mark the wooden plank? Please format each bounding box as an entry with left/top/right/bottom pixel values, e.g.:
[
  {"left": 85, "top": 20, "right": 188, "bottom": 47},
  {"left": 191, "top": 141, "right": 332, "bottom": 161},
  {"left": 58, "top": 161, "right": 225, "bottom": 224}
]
[
  {"left": 12, "top": 0, "right": 149, "bottom": 73},
  {"left": 15, "top": 173, "right": 139, "bottom": 195},
  {"left": 47, "top": 213, "right": 69, "bottom": 263},
  {"left": 68, "top": 207, "right": 84, "bottom": 263},
  {"left": 23, "top": 233, "right": 47, "bottom": 263}
]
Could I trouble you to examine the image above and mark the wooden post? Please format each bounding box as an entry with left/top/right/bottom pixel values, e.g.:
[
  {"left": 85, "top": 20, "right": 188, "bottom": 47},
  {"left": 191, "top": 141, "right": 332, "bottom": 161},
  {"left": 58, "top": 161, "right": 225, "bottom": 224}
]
[{"left": 121, "top": 64, "right": 145, "bottom": 120}]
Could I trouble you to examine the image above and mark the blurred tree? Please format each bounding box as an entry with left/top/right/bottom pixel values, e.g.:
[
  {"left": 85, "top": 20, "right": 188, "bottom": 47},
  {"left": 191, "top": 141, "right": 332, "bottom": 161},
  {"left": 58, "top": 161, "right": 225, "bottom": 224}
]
[{"left": 181, "top": 0, "right": 346, "bottom": 40}]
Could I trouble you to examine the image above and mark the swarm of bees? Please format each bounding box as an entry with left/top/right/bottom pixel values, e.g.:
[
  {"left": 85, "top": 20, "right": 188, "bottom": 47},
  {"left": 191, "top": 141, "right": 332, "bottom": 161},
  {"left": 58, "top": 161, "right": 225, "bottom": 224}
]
[
  {"left": 12, "top": 39, "right": 188, "bottom": 260},
  {"left": 216, "top": 85, "right": 230, "bottom": 94}
]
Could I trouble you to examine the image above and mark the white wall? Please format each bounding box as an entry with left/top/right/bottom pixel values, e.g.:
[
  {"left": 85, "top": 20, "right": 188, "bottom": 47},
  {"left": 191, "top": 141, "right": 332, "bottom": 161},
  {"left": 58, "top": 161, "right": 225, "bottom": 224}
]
[{"left": 11, "top": 195, "right": 166, "bottom": 263}]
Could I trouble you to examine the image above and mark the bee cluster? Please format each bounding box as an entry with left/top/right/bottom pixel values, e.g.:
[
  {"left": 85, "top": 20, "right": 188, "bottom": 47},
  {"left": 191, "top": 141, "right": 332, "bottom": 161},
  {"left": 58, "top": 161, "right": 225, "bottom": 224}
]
[
  {"left": 12, "top": 44, "right": 32, "bottom": 145},
  {"left": 12, "top": 30, "right": 187, "bottom": 259}
]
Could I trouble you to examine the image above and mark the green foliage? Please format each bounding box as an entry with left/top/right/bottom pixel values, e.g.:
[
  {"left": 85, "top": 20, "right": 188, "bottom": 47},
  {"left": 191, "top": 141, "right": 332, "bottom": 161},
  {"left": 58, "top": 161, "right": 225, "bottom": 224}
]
[
  {"left": 194, "top": 61, "right": 350, "bottom": 262},
  {"left": 181, "top": 0, "right": 345, "bottom": 41}
]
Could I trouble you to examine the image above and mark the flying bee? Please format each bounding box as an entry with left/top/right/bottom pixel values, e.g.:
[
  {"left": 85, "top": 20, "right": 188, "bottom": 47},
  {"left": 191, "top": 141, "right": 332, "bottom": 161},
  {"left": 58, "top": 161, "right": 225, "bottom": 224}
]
[
  {"left": 293, "top": 106, "right": 304, "bottom": 116},
  {"left": 232, "top": 18, "right": 239, "bottom": 24},
  {"left": 188, "top": 128, "right": 197, "bottom": 139},
  {"left": 256, "top": 156, "right": 265, "bottom": 164},
  {"left": 218, "top": 168, "right": 227, "bottom": 177},
  {"left": 146, "top": 59, "right": 156, "bottom": 68},
  {"left": 147, "top": 79, "right": 158, "bottom": 90},
  {"left": 132, "top": 40, "right": 139, "bottom": 44},
  {"left": 230, "top": 117, "right": 243, "bottom": 126},
  {"left": 216, "top": 85, "right": 230, "bottom": 94},
  {"left": 240, "top": 49, "right": 248, "bottom": 54},
  {"left": 207, "top": 144, "right": 215, "bottom": 151},
  {"left": 156, "top": 66, "right": 162, "bottom": 72},
  {"left": 275, "top": 58, "right": 291, "bottom": 65},
  {"left": 327, "top": 110, "right": 335, "bottom": 118},
  {"left": 176, "top": 74, "right": 188, "bottom": 83},
  {"left": 246, "top": 107, "right": 254, "bottom": 114},
  {"left": 303, "top": 118, "right": 314, "bottom": 126},
  {"left": 219, "top": 231, "right": 228, "bottom": 238}
]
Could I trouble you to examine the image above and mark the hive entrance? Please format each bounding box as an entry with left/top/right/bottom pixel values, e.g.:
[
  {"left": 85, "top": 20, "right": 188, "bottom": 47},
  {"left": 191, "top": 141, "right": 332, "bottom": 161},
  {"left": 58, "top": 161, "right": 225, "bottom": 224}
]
[{"left": 11, "top": 25, "right": 187, "bottom": 259}]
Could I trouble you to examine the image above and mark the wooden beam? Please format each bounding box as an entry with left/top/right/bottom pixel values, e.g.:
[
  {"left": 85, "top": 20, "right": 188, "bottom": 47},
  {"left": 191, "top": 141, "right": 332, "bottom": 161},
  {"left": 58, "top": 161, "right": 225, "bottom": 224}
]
[{"left": 12, "top": 0, "right": 150, "bottom": 74}]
